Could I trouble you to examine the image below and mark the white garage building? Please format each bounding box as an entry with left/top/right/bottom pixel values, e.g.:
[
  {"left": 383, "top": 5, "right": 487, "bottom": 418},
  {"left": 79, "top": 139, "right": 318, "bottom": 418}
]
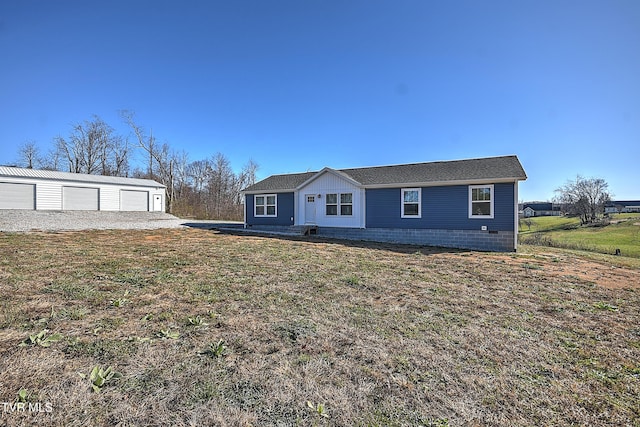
[{"left": 0, "top": 166, "right": 165, "bottom": 212}]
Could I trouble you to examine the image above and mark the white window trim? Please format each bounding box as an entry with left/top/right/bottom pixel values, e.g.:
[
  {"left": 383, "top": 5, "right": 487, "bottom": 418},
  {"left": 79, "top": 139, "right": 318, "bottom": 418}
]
[
  {"left": 340, "top": 193, "right": 353, "bottom": 216},
  {"left": 254, "top": 194, "right": 277, "bottom": 217},
  {"left": 325, "top": 193, "right": 338, "bottom": 216},
  {"left": 325, "top": 192, "right": 353, "bottom": 216},
  {"left": 401, "top": 188, "right": 422, "bottom": 218},
  {"left": 468, "top": 184, "right": 494, "bottom": 219}
]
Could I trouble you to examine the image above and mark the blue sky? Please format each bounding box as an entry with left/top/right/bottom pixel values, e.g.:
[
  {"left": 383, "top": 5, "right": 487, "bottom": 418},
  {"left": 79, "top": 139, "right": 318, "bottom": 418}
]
[{"left": 1, "top": 0, "right": 639, "bottom": 201}]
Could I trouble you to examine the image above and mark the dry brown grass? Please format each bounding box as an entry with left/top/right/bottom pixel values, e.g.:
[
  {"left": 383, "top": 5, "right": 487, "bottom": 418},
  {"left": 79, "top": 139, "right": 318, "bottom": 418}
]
[{"left": 0, "top": 228, "right": 639, "bottom": 426}]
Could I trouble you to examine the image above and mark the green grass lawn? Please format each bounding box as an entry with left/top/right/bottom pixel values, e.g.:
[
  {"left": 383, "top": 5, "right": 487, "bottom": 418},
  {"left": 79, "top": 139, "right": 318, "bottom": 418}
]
[
  {"left": 520, "top": 214, "right": 640, "bottom": 258},
  {"left": 519, "top": 215, "right": 580, "bottom": 233}
]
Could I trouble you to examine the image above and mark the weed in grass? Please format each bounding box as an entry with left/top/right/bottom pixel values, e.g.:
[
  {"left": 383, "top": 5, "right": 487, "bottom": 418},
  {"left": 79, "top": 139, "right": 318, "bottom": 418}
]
[
  {"left": 157, "top": 328, "right": 180, "bottom": 339},
  {"left": 202, "top": 339, "right": 227, "bottom": 358},
  {"left": 15, "top": 388, "right": 29, "bottom": 403},
  {"left": 87, "top": 365, "right": 122, "bottom": 392},
  {"left": 19, "top": 329, "right": 63, "bottom": 347},
  {"left": 187, "top": 315, "right": 208, "bottom": 328},
  {"left": 593, "top": 301, "right": 619, "bottom": 311},
  {"left": 307, "top": 401, "right": 329, "bottom": 418},
  {"left": 110, "top": 290, "right": 130, "bottom": 307},
  {"left": 58, "top": 306, "right": 90, "bottom": 320}
]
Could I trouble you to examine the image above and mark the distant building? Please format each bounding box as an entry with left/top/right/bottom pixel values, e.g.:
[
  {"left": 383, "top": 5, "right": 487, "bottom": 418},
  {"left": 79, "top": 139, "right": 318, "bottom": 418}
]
[
  {"left": 519, "top": 202, "right": 562, "bottom": 217},
  {"left": 604, "top": 201, "right": 640, "bottom": 214}
]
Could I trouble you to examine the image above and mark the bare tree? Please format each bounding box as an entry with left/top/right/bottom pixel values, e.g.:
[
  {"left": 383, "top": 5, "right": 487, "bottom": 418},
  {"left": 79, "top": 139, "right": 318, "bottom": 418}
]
[
  {"left": 234, "top": 159, "right": 259, "bottom": 205},
  {"left": 121, "top": 110, "right": 180, "bottom": 212},
  {"left": 120, "top": 110, "right": 158, "bottom": 179},
  {"left": 187, "top": 159, "right": 211, "bottom": 194},
  {"left": 56, "top": 115, "right": 126, "bottom": 175},
  {"left": 110, "top": 136, "right": 131, "bottom": 176},
  {"left": 40, "top": 145, "right": 62, "bottom": 171},
  {"left": 555, "top": 175, "right": 612, "bottom": 225},
  {"left": 16, "top": 140, "right": 41, "bottom": 168},
  {"left": 239, "top": 159, "right": 259, "bottom": 188},
  {"left": 207, "top": 153, "right": 236, "bottom": 218}
]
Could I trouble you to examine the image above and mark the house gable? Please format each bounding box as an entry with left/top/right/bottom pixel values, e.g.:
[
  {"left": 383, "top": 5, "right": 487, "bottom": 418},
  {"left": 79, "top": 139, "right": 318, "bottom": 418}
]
[{"left": 296, "top": 169, "right": 364, "bottom": 228}]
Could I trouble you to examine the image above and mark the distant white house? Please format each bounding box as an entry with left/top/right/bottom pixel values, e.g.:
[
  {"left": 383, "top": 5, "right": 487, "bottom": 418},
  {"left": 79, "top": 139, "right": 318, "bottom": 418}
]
[
  {"left": 520, "top": 202, "right": 562, "bottom": 217},
  {"left": 0, "top": 166, "right": 165, "bottom": 212},
  {"left": 604, "top": 201, "right": 640, "bottom": 214}
]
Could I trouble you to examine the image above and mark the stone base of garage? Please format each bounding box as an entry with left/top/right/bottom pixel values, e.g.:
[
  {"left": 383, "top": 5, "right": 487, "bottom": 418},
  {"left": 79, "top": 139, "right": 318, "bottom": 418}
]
[{"left": 316, "top": 227, "right": 516, "bottom": 252}]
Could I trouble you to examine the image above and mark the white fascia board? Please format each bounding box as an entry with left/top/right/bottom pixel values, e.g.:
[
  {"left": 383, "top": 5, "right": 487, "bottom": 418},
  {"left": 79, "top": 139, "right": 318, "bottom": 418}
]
[
  {"left": 361, "top": 177, "right": 524, "bottom": 189},
  {"left": 295, "top": 167, "right": 363, "bottom": 190}
]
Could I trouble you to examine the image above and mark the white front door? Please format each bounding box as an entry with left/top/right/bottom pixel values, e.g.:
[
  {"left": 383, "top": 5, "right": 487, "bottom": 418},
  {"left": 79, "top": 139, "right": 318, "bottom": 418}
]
[
  {"left": 153, "top": 194, "right": 163, "bottom": 212},
  {"left": 305, "top": 195, "right": 316, "bottom": 224}
]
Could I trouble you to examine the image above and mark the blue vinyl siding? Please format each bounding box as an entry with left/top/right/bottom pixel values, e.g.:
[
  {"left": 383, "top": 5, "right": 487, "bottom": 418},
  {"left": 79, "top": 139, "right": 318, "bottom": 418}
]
[
  {"left": 245, "top": 192, "right": 295, "bottom": 226},
  {"left": 366, "top": 183, "right": 515, "bottom": 231}
]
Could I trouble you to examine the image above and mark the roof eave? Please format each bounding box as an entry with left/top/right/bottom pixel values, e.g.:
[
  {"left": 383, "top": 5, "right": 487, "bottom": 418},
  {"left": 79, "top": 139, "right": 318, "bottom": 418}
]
[
  {"left": 361, "top": 176, "right": 527, "bottom": 189},
  {"left": 242, "top": 188, "right": 297, "bottom": 195}
]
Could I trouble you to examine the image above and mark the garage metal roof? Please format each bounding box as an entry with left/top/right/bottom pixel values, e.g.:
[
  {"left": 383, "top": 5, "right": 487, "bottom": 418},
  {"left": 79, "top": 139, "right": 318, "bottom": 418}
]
[{"left": 0, "top": 166, "right": 165, "bottom": 188}]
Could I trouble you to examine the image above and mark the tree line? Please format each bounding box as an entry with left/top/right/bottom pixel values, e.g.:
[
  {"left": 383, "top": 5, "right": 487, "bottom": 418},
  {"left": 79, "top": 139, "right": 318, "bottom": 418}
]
[{"left": 12, "top": 112, "right": 258, "bottom": 220}]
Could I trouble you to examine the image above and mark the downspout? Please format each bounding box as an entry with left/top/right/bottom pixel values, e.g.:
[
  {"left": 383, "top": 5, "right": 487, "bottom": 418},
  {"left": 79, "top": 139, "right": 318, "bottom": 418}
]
[
  {"left": 293, "top": 191, "right": 298, "bottom": 226},
  {"left": 514, "top": 180, "right": 519, "bottom": 251},
  {"left": 361, "top": 187, "right": 366, "bottom": 228},
  {"left": 242, "top": 192, "right": 247, "bottom": 228}
]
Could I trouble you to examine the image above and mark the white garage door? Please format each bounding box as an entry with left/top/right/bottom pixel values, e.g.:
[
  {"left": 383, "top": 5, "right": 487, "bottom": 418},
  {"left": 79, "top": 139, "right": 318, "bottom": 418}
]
[
  {"left": 62, "top": 187, "right": 99, "bottom": 210},
  {"left": 120, "top": 190, "right": 148, "bottom": 211},
  {"left": 0, "top": 182, "right": 36, "bottom": 209}
]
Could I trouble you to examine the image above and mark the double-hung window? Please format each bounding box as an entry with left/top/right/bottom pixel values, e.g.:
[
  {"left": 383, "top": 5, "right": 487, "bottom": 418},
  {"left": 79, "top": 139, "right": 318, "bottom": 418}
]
[
  {"left": 401, "top": 188, "right": 421, "bottom": 218},
  {"left": 340, "top": 193, "right": 353, "bottom": 215},
  {"left": 255, "top": 194, "right": 277, "bottom": 217},
  {"left": 469, "top": 185, "right": 494, "bottom": 218},
  {"left": 326, "top": 193, "right": 353, "bottom": 216},
  {"left": 326, "top": 194, "right": 338, "bottom": 215}
]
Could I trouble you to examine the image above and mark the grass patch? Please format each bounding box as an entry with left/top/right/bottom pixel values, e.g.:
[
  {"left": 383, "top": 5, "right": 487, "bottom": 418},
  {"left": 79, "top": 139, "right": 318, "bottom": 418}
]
[
  {"left": 520, "top": 213, "right": 640, "bottom": 258},
  {"left": 0, "top": 228, "right": 639, "bottom": 425}
]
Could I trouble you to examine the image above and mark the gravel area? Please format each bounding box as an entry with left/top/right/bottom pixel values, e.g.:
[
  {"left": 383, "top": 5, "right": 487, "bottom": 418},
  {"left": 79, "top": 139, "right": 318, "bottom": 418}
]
[{"left": 0, "top": 210, "right": 197, "bottom": 232}]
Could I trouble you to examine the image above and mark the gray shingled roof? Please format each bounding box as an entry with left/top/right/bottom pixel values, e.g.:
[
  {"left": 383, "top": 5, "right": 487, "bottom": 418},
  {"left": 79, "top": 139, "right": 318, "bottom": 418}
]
[
  {"left": 0, "top": 166, "right": 165, "bottom": 188},
  {"left": 244, "top": 155, "right": 526, "bottom": 192}
]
